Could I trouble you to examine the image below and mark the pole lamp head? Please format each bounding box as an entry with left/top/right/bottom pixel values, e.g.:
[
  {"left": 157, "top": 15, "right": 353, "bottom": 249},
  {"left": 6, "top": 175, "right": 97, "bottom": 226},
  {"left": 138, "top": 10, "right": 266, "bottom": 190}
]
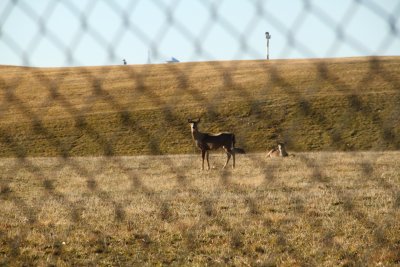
[{"left": 265, "top": 32, "right": 271, "bottom": 40}]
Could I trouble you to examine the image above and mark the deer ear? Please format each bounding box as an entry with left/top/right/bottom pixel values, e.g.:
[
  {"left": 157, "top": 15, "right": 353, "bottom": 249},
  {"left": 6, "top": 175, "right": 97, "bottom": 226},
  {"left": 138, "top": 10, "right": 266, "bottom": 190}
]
[
  {"left": 187, "top": 118, "right": 191, "bottom": 123},
  {"left": 197, "top": 118, "right": 201, "bottom": 123}
]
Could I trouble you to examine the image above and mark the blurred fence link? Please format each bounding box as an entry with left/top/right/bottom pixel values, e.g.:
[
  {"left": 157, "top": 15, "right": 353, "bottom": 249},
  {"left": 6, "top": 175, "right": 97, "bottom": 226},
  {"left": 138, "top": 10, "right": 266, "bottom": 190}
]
[{"left": 0, "top": 0, "right": 400, "bottom": 265}]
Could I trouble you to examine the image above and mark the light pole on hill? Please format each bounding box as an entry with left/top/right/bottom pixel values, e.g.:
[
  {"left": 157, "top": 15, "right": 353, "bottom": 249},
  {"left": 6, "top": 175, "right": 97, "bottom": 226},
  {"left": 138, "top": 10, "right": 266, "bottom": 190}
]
[{"left": 265, "top": 32, "right": 271, "bottom": 60}]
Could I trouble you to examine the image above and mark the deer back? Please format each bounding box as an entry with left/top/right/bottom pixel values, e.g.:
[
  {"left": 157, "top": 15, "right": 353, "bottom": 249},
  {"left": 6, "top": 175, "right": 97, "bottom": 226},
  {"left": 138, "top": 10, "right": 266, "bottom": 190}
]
[
  {"left": 201, "top": 132, "right": 234, "bottom": 150},
  {"left": 267, "top": 148, "right": 280, "bottom": 157}
]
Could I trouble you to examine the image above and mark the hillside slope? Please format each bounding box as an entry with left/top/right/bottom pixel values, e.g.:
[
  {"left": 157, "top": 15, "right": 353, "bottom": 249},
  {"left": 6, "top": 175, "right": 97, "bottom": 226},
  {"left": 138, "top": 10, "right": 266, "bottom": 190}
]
[{"left": 0, "top": 56, "right": 399, "bottom": 156}]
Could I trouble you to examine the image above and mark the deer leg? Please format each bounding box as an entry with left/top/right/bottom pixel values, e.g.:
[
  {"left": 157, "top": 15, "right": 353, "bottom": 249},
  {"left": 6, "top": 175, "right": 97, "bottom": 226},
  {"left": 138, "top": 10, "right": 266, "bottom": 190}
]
[
  {"left": 232, "top": 150, "right": 235, "bottom": 169},
  {"left": 223, "top": 151, "right": 231, "bottom": 169},
  {"left": 206, "top": 151, "right": 210, "bottom": 170},
  {"left": 201, "top": 150, "right": 206, "bottom": 170}
]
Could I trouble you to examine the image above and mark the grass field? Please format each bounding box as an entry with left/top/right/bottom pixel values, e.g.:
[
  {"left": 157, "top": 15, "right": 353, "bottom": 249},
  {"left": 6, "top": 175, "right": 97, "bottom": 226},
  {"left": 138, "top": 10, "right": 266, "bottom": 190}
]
[
  {"left": 0, "top": 57, "right": 399, "bottom": 156},
  {"left": 1, "top": 152, "right": 399, "bottom": 266},
  {"left": 0, "top": 57, "right": 399, "bottom": 265}
]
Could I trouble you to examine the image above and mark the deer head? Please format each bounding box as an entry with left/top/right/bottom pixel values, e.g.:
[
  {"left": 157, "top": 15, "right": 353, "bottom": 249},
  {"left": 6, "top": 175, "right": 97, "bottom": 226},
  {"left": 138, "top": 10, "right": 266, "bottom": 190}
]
[{"left": 187, "top": 118, "right": 200, "bottom": 131}]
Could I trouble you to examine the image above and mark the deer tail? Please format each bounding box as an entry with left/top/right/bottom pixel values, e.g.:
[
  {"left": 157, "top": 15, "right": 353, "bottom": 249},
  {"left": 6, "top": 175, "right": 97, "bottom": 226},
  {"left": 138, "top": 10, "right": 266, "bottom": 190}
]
[
  {"left": 232, "top": 134, "right": 245, "bottom": 154},
  {"left": 233, "top": 148, "right": 246, "bottom": 154}
]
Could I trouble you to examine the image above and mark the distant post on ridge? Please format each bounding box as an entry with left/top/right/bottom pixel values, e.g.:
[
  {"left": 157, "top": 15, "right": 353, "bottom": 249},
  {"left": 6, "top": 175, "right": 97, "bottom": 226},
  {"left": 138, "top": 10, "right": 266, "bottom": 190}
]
[{"left": 265, "top": 32, "right": 271, "bottom": 60}]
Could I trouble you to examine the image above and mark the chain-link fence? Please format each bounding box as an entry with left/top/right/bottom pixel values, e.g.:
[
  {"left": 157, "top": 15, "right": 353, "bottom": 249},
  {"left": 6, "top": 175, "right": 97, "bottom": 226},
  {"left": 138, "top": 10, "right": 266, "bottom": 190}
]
[{"left": 1, "top": 0, "right": 400, "bottom": 265}]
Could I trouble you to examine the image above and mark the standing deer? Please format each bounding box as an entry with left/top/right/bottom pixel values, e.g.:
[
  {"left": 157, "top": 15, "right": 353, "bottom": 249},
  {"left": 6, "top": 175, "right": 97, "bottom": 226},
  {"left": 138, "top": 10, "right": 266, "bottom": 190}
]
[
  {"left": 188, "top": 118, "right": 245, "bottom": 170},
  {"left": 267, "top": 142, "right": 289, "bottom": 158}
]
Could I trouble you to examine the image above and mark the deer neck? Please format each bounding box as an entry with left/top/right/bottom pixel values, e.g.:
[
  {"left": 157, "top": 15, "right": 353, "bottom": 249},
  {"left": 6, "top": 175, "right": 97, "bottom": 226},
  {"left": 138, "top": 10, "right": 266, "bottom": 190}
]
[
  {"left": 191, "top": 128, "right": 204, "bottom": 142},
  {"left": 279, "top": 146, "right": 288, "bottom": 157}
]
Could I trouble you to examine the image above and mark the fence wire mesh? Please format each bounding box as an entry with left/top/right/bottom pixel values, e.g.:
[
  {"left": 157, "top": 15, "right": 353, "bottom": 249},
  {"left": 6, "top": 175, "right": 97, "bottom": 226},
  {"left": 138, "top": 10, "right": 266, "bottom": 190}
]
[{"left": 1, "top": 0, "right": 400, "bottom": 265}]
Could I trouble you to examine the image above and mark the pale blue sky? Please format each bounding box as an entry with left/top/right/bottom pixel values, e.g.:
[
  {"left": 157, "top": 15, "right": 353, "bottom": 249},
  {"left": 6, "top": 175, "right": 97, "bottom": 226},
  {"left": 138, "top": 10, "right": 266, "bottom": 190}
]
[{"left": 1, "top": 0, "right": 399, "bottom": 67}]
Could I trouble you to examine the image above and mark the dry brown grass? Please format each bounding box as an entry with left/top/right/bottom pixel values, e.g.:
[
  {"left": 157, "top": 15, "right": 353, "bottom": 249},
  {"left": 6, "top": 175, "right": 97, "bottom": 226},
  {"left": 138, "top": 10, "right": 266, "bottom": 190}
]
[
  {"left": 1, "top": 151, "right": 399, "bottom": 266},
  {"left": 1, "top": 57, "right": 399, "bottom": 156},
  {"left": 0, "top": 57, "right": 399, "bottom": 266}
]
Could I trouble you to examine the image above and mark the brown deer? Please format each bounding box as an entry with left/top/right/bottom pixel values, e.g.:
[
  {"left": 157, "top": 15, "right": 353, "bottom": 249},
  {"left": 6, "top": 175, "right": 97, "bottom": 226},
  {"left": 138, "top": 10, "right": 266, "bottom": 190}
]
[
  {"left": 188, "top": 118, "right": 245, "bottom": 170},
  {"left": 267, "top": 142, "right": 289, "bottom": 158}
]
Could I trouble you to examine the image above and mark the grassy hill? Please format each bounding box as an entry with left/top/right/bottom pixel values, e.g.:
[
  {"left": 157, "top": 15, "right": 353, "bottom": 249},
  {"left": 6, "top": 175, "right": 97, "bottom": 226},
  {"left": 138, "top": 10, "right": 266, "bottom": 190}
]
[{"left": 0, "top": 56, "right": 399, "bottom": 156}]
